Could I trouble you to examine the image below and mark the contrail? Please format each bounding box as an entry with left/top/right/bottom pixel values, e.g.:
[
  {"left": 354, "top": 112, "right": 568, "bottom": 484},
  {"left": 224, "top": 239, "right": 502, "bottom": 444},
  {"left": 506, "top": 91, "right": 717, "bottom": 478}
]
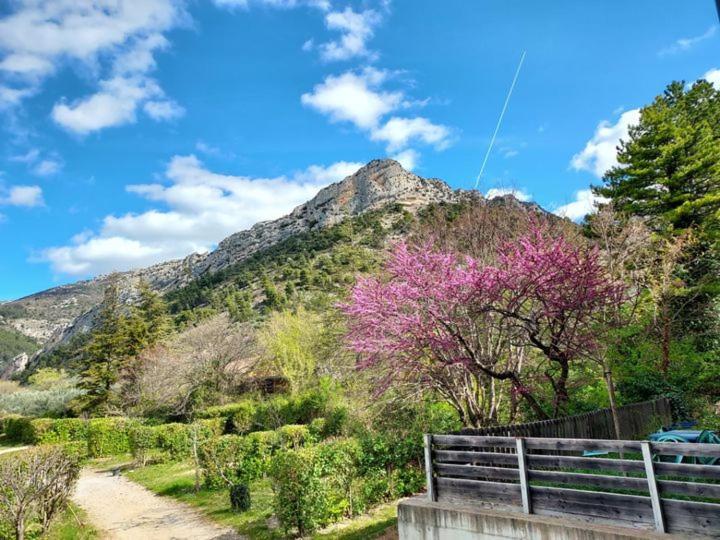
[{"left": 474, "top": 50, "right": 526, "bottom": 191}]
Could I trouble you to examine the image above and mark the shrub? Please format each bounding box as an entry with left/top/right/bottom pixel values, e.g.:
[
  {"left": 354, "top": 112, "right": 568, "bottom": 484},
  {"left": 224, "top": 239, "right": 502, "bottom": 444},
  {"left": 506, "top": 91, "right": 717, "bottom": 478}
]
[
  {"left": 155, "top": 423, "right": 191, "bottom": 461},
  {"left": 229, "top": 402, "right": 256, "bottom": 435},
  {"left": 129, "top": 425, "right": 159, "bottom": 466},
  {"left": 87, "top": 418, "right": 133, "bottom": 457},
  {"left": 277, "top": 424, "right": 311, "bottom": 449},
  {"left": 315, "top": 438, "right": 362, "bottom": 519},
  {"left": 269, "top": 447, "right": 328, "bottom": 537},
  {"left": 30, "top": 418, "right": 87, "bottom": 445},
  {"left": 197, "top": 435, "right": 246, "bottom": 489},
  {"left": 0, "top": 387, "right": 83, "bottom": 417},
  {"left": 196, "top": 417, "right": 224, "bottom": 437},
  {"left": 229, "top": 483, "right": 251, "bottom": 512},
  {"left": 0, "top": 445, "right": 81, "bottom": 540},
  {"left": 1, "top": 415, "right": 35, "bottom": 444}
]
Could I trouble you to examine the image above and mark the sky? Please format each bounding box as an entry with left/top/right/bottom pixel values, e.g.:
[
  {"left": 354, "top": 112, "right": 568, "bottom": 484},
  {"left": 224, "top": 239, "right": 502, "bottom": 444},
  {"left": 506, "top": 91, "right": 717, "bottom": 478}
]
[{"left": 0, "top": 0, "right": 719, "bottom": 300}]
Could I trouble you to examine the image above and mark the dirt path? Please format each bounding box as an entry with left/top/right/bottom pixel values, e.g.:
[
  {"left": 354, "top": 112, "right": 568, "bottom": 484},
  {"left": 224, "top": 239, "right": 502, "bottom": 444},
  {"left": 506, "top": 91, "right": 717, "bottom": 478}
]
[
  {"left": 0, "top": 445, "right": 29, "bottom": 455},
  {"left": 73, "top": 469, "right": 243, "bottom": 540}
]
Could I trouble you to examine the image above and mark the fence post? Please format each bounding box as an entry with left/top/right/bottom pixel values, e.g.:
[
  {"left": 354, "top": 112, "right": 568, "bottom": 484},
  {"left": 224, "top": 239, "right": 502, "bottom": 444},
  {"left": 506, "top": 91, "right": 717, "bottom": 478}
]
[
  {"left": 424, "top": 434, "right": 436, "bottom": 502},
  {"left": 641, "top": 442, "right": 665, "bottom": 533},
  {"left": 515, "top": 438, "right": 532, "bottom": 514}
]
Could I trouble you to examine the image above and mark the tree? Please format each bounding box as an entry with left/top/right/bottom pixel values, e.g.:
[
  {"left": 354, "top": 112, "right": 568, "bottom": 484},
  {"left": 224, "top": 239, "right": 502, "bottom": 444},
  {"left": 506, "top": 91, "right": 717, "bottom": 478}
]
[
  {"left": 259, "top": 307, "right": 324, "bottom": 393},
  {"left": 342, "top": 225, "right": 625, "bottom": 424},
  {"left": 596, "top": 80, "right": 720, "bottom": 239},
  {"left": 226, "top": 290, "right": 254, "bottom": 323}
]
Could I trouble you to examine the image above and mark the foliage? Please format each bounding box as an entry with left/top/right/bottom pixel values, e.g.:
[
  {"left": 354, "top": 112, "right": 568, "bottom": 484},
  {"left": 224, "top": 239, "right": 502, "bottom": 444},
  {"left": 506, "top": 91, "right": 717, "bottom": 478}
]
[
  {"left": 1, "top": 416, "right": 35, "bottom": 444},
  {"left": 230, "top": 483, "right": 251, "bottom": 512},
  {"left": 0, "top": 445, "right": 80, "bottom": 540},
  {"left": 342, "top": 226, "right": 625, "bottom": 422},
  {"left": 27, "top": 368, "right": 74, "bottom": 391},
  {"left": 259, "top": 308, "right": 325, "bottom": 392},
  {"left": 30, "top": 418, "right": 88, "bottom": 445},
  {"left": 269, "top": 447, "right": 328, "bottom": 537},
  {"left": 86, "top": 417, "right": 134, "bottom": 457},
  {"left": 0, "top": 386, "right": 83, "bottom": 418},
  {"left": 76, "top": 280, "right": 170, "bottom": 414}
]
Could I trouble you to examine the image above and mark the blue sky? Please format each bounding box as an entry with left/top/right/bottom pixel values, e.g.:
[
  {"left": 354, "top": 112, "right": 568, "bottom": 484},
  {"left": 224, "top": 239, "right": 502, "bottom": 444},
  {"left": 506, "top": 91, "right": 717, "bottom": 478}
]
[{"left": 1, "top": 0, "right": 719, "bottom": 300}]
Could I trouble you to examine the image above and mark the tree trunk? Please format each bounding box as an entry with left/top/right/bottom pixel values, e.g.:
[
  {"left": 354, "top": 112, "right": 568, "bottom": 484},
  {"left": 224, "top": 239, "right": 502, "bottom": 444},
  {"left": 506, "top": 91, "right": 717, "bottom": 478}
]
[
  {"left": 15, "top": 513, "right": 25, "bottom": 540},
  {"left": 661, "top": 303, "right": 671, "bottom": 374},
  {"left": 602, "top": 360, "right": 622, "bottom": 440}
]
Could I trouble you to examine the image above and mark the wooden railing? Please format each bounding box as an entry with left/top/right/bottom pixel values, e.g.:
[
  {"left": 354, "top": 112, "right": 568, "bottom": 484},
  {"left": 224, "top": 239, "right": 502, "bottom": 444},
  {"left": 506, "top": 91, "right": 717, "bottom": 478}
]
[
  {"left": 424, "top": 434, "right": 720, "bottom": 537},
  {"left": 456, "top": 398, "right": 673, "bottom": 440}
]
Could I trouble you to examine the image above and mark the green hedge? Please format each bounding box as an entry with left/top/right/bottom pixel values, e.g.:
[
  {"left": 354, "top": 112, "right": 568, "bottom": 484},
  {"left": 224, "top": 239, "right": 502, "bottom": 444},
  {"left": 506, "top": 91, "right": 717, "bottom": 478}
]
[
  {"left": 268, "top": 437, "right": 426, "bottom": 536},
  {"left": 87, "top": 418, "right": 135, "bottom": 457},
  {"left": 197, "top": 389, "right": 337, "bottom": 434},
  {"left": 31, "top": 418, "right": 88, "bottom": 444},
  {"left": 1, "top": 415, "right": 35, "bottom": 443}
]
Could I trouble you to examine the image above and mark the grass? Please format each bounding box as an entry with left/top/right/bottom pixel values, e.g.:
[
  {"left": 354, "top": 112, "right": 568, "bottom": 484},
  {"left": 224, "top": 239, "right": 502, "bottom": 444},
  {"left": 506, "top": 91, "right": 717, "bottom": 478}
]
[
  {"left": 43, "top": 503, "right": 98, "bottom": 540},
  {"left": 125, "top": 460, "right": 397, "bottom": 540}
]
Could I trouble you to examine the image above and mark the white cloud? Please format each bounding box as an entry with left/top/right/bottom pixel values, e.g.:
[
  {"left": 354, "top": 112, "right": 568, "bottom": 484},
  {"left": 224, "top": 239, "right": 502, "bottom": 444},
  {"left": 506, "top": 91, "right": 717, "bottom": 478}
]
[
  {"left": 1, "top": 185, "right": 44, "bottom": 207},
  {"left": 33, "top": 158, "right": 62, "bottom": 176},
  {"left": 301, "top": 68, "right": 402, "bottom": 129},
  {"left": 212, "top": 0, "right": 330, "bottom": 9},
  {"left": 571, "top": 109, "right": 640, "bottom": 178},
  {"left": 391, "top": 149, "right": 419, "bottom": 171},
  {"left": 704, "top": 68, "right": 720, "bottom": 89},
  {"left": 485, "top": 188, "right": 531, "bottom": 202},
  {"left": 659, "top": 26, "right": 717, "bottom": 56},
  {"left": 39, "top": 156, "right": 362, "bottom": 276},
  {"left": 0, "top": 1, "right": 187, "bottom": 132},
  {"left": 52, "top": 75, "right": 163, "bottom": 134},
  {"left": 9, "top": 148, "right": 62, "bottom": 176},
  {"left": 302, "top": 68, "right": 452, "bottom": 153},
  {"left": 143, "top": 99, "right": 185, "bottom": 121},
  {"left": 370, "top": 116, "right": 450, "bottom": 152},
  {"left": 319, "top": 8, "right": 381, "bottom": 62},
  {"left": 553, "top": 189, "right": 607, "bottom": 221}
]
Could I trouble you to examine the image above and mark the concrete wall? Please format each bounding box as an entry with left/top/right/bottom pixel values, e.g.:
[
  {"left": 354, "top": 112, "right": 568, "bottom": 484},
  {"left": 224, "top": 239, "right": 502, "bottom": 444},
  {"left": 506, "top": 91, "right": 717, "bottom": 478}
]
[{"left": 398, "top": 497, "right": 676, "bottom": 540}]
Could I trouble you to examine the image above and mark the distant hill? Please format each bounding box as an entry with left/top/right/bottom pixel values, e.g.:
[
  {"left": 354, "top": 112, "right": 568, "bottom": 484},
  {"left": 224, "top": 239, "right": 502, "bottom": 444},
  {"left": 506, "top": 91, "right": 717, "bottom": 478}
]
[{"left": 1, "top": 159, "right": 552, "bottom": 378}]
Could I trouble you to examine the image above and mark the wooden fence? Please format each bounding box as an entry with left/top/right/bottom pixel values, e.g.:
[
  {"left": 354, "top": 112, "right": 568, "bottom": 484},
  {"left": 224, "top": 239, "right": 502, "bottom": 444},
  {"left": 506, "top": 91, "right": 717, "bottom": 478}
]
[
  {"left": 456, "top": 398, "right": 673, "bottom": 440},
  {"left": 424, "top": 434, "right": 720, "bottom": 537}
]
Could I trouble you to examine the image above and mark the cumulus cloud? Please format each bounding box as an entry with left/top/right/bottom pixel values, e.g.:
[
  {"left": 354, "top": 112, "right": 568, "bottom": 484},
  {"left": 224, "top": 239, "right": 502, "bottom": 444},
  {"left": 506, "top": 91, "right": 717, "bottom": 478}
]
[
  {"left": 213, "top": 0, "right": 330, "bottom": 9},
  {"left": 39, "top": 156, "right": 362, "bottom": 276},
  {"left": 659, "top": 26, "right": 717, "bottom": 56},
  {"left": 485, "top": 188, "right": 531, "bottom": 202},
  {"left": 553, "top": 189, "right": 607, "bottom": 221},
  {"left": 370, "top": 116, "right": 450, "bottom": 152},
  {"left": 302, "top": 68, "right": 451, "bottom": 153},
  {"left": 570, "top": 109, "right": 640, "bottom": 178},
  {"left": 391, "top": 149, "right": 419, "bottom": 171},
  {"left": 704, "top": 68, "right": 720, "bottom": 88},
  {"left": 1, "top": 185, "right": 44, "bottom": 207},
  {"left": 0, "top": 1, "right": 187, "bottom": 132},
  {"left": 33, "top": 158, "right": 62, "bottom": 177},
  {"left": 319, "top": 7, "right": 381, "bottom": 62},
  {"left": 301, "top": 68, "right": 402, "bottom": 129}
]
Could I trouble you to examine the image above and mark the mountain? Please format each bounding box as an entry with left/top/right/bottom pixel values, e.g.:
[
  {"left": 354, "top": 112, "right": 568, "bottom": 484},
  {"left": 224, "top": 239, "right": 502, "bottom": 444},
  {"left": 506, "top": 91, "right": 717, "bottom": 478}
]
[{"left": 0, "top": 159, "right": 461, "bottom": 370}]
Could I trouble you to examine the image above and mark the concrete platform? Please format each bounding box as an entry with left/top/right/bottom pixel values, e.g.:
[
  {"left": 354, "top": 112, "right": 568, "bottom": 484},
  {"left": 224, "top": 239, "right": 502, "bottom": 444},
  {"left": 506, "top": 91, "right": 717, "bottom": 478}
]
[{"left": 398, "top": 497, "right": 686, "bottom": 540}]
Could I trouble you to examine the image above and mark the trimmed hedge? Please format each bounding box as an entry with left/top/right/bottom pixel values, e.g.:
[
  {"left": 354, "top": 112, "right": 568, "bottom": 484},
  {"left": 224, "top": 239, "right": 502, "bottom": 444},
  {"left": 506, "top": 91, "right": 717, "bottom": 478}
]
[
  {"left": 31, "top": 418, "right": 88, "bottom": 444},
  {"left": 197, "top": 389, "right": 338, "bottom": 434},
  {"left": 1, "top": 415, "right": 35, "bottom": 443},
  {"left": 87, "top": 418, "right": 135, "bottom": 457}
]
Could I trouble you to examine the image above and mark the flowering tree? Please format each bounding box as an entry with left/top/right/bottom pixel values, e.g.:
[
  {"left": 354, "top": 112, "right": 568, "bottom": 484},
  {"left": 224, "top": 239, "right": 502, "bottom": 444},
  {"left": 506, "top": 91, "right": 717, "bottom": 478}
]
[
  {"left": 342, "top": 224, "right": 626, "bottom": 424},
  {"left": 494, "top": 228, "right": 626, "bottom": 416}
]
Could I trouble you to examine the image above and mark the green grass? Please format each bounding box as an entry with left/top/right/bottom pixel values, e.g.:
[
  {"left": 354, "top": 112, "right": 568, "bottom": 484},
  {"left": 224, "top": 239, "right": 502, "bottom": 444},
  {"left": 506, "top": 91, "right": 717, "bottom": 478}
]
[
  {"left": 126, "top": 460, "right": 397, "bottom": 540},
  {"left": 43, "top": 503, "right": 98, "bottom": 540}
]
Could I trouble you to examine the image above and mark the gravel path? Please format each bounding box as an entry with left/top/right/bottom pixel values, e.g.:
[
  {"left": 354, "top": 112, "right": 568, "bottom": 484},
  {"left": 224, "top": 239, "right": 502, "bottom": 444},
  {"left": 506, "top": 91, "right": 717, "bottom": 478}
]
[
  {"left": 73, "top": 469, "right": 243, "bottom": 540},
  {"left": 0, "top": 445, "right": 29, "bottom": 455}
]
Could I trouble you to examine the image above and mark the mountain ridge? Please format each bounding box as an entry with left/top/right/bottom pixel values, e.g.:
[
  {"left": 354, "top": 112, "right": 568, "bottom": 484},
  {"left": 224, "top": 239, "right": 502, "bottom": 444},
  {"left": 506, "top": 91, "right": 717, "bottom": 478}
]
[{"left": 0, "top": 159, "right": 463, "bottom": 359}]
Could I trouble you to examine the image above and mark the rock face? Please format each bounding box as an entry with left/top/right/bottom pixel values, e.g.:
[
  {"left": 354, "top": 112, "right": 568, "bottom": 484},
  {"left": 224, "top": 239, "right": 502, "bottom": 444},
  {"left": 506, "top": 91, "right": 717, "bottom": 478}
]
[
  {"left": 1, "top": 352, "right": 29, "bottom": 379},
  {"left": 193, "top": 159, "right": 457, "bottom": 275},
  {"left": 1, "top": 159, "right": 459, "bottom": 354}
]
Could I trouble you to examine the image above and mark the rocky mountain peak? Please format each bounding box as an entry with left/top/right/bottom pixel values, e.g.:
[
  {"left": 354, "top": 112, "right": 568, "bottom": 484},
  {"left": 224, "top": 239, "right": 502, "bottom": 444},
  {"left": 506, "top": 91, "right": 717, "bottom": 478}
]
[{"left": 192, "top": 159, "right": 458, "bottom": 275}]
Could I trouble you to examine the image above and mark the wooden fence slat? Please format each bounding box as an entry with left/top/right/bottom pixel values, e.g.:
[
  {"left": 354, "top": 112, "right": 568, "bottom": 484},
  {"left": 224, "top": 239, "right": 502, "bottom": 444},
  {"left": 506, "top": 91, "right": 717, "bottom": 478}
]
[
  {"left": 658, "top": 479, "right": 720, "bottom": 500},
  {"left": 424, "top": 434, "right": 435, "bottom": 502},
  {"left": 516, "top": 438, "right": 532, "bottom": 514},
  {"left": 641, "top": 441, "right": 665, "bottom": 533},
  {"left": 654, "top": 461, "right": 720, "bottom": 480},
  {"left": 650, "top": 441, "right": 720, "bottom": 459},
  {"left": 434, "top": 463, "right": 518, "bottom": 482}
]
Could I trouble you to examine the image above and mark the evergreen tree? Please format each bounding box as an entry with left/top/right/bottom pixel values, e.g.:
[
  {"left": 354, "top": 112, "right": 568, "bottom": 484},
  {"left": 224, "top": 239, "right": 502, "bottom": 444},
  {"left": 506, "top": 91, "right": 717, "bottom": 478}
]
[
  {"left": 226, "top": 290, "right": 254, "bottom": 322},
  {"left": 595, "top": 80, "right": 720, "bottom": 240}
]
